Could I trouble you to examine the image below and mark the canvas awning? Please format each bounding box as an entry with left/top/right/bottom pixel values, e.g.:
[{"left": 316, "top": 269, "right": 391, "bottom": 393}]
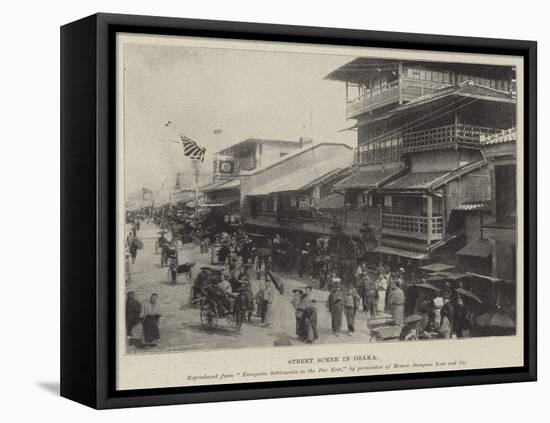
[
  {"left": 456, "top": 239, "right": 492, "bottom": 258},
  {"left": 374, "top": 245, "right": 429, "bottom": 260}
]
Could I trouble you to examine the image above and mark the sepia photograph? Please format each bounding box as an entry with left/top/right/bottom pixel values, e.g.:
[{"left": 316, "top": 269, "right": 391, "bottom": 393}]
[{"left": 115, "top": 33, "right": 523, "bottom": 390}]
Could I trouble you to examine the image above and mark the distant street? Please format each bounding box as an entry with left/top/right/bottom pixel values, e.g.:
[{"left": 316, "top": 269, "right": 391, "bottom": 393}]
[{"left": 126, "top": 222, "right": 375, "bottom": 353}]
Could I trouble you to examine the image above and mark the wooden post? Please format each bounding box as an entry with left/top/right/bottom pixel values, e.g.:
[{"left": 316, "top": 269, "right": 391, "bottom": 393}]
[
  {"left": 398, "top": 62, "right": 403, "bottom": 105},
  {"left": 426, "top": 195, "right": 433, "bottom": 245}
]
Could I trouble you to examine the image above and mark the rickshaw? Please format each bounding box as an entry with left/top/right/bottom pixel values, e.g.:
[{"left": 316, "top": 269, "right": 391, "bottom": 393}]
[{"left": 189, "top": 265, "right": 225, "bottom": 304}]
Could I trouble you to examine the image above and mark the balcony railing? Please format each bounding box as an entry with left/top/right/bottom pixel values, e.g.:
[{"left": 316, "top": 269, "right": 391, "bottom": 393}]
[
  {"left": 381, "top": 213, "right": 443, "bottom": 241},
  {"left": 346, "top": 79, "right": 453, "bottom": 119},
  {"left": 403, "top": 124, "right": 504, "bottom": 154},
  {"left": 346, "top": 80, "right": 400, "bottom": 118}
]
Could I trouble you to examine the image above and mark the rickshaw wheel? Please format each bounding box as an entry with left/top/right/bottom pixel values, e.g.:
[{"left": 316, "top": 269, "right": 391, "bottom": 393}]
[{"left": 200, "top": 301, "right": 218, "bottom": 331}]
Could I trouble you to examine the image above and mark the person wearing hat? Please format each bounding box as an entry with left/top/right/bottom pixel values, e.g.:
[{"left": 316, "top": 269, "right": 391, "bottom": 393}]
[{"left": 327, "top": 285, "right": 344, "bottom": 336}]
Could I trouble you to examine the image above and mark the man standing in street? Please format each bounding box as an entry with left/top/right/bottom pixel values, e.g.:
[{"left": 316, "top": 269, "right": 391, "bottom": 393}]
[
  {"left": 302, "top": 286, "right": 318, "bottom": 343},
  {"left": 389, "top": 281, "right": 406, "bottom": 327},
  {"left": 125, "top": 291, "right": 142, "bottom": 339},
  {"left": 344, "top": 286, "right": 361, "bottom": 335},
  {"left": 262, "top": 278, "right": 275, "bottom": 328},
  {"left": 327, "top": 284, "right": 344, "bottom": 336}
]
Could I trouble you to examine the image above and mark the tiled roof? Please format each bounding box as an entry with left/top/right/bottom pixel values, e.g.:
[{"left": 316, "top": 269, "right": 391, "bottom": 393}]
[
  {"left": 456, "top": 239, "right": 492, "bottom": 258},
  {"left": 382, "top": 160, "right": 488, "bottom": 192},
  {"left": 333, "top": 166, "right": 406, "bottom": 189},
  {"left": 248, "top": 161, "right": 345, "bottom": 196},
  {"left": 383, "top": 171, "right": 449, "bottom": 190}
]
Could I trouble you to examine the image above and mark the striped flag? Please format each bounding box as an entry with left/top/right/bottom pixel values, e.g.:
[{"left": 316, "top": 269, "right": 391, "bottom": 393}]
[{"left": 180, "top": 135, "right": 206, "bottom": 161}]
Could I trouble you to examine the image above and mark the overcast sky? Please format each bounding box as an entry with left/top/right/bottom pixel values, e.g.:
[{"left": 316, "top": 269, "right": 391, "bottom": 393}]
[{"left": 123, "top": 43, "right": 356, "bottom": 193}]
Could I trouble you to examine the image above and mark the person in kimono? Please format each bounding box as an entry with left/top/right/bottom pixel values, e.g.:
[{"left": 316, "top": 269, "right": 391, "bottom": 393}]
[
  {"left": 291, "top": 288, "right": 305, "bottom": 338},
  {"left": 327, "top": 285, "right": 344, "bottom": 336},
  {"left": 438, "top": 293, "right": 454, "bottom": 339},
  {"left": 141, "top": 293, "right": 162, "bottom": 347},
  {"left": 376, "top": 273, "right": 388, "bottom": 316},
  {"left": 301, "top": 286, "right": 318, "bottom": 342},
  {"left": 125, "top": 291, "right": 142, "bottom": 338},
  {"left": 262, "top": 278, "right": 275, "bottom": 328},
  {"left": 344, "top": 287, "right": 361, "bottom": 335},
  {"left": 389, "top": 281, "right": 406, "bottom": 326}
]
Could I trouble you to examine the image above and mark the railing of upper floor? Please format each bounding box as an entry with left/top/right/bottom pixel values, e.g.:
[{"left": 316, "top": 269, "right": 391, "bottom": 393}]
[
  {"left": 381, "top": 213, "right": 444, "bottom": 241},
  {"left": 354, "top": 124, "right": 512, "bottom": 165},
  {"left": 346, "top": 79, "right": 454, "bottom": 119}
]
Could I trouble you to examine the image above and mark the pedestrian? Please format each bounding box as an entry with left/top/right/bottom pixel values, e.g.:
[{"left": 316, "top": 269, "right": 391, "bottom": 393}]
[
  {"left": 438, "top": 293, "right": 454, "bottom": 339},
  {"left": 364, "top": 275, "right": 378, "bottom": 319},
  {"left": 389, "top": 281, "right": 406, "bottom": 326},
  {"left": 127, "top": 231, "right": 139, "bottom": 264},
  {"left": 344, "top": 287, "right": 361, "bottom": 335},
  {"left": 291, "top": 288, "right": 305, "bottom": 339},
  {"left": 453, "top": 296, "right": 467, "bottom": 338},
  {"left": 125, "top": 291, "right": 142, "bottom": 338},
  {"left": 141, "top": 293, "right": 162, "bottom": 347},
  {"left": 301, "top": 286, "right": 318, "bottom": 343},
  {"left": 255, "top": 285, "right": 265, "bottom": 320},
  {"left": 376, "top": 273, "right": 388, "bottom": 316},
  {"left": 234, "top": 285, "right": 250, "bottom": 334},
  {"left": 262, "top": 278, "right": 275, "bottom": 328},
  {"left": 327, "top": 285, "right": 344, "bottom": 336}
]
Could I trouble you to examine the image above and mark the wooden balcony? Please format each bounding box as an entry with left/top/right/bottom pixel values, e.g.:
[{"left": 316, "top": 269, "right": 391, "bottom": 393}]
[
  {"left": 346, "top": 79, "right": 451, "bottom": 119},
  {"left": 381, "top": 213, "right": 443, "bottom": 241},
  {"left": 346, "top": 80, "right": 400, "bottom": 118},
  {"left": 403, "top": 124, "right": 503, "bottom": 154}
]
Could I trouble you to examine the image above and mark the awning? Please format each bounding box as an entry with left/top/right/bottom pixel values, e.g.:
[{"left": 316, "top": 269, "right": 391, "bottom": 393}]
[
  {"left": 466, "top": 272, "right": 515, "bottom": 285},
  {"left": 248, "top": 160, "right": 347, "bottom": 196},
  {"left": 418, "top": 263, "right": 455, "bottom": 273},
  {"left": 199, "top": 199, "right": 240, "bottom": 208},
  {"left": 200, "top": 179, "right": 240, "bottom": 193},
  {"left": 456, "top": 239, "right": 491, "bottom": 258},
  {"left": 374, "top": 245, "right": 429, "bottom": 260}
]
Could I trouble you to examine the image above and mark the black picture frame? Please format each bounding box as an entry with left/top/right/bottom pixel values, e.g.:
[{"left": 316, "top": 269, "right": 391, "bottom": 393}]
[{"left": 60, "top": 12, "right": 537, "bottom": 409}]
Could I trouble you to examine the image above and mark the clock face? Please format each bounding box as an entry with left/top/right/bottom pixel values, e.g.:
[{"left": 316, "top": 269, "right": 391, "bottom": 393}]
[{"left": 219, "top": 161, "right": 234, "bottom": 173}]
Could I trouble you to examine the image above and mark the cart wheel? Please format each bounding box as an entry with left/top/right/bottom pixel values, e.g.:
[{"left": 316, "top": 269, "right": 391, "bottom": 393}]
[{"left": 200, "top": 302, "right": 218, "bottom": 331}]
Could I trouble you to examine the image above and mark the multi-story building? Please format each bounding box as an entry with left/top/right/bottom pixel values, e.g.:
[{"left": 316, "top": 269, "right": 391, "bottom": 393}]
[
  {"left": 200, "top": 137, "right": 314, "bottom": 227},
  {"left": 326, "top": 59, "right": 516, "bottom": 266},
  {"left": 480, "top": 128, "right": 517, "bottom": 281},
  {"left": 213, "top": 137, "right": 313, "bottom": 181},
  {"left": 240, "top": 143, "right": 353, "bottom": 243}
]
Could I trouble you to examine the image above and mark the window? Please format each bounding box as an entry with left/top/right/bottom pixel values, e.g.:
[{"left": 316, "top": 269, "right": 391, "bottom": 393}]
[{"left": 384, "top": 196, "right": 392, "bottom": 208}]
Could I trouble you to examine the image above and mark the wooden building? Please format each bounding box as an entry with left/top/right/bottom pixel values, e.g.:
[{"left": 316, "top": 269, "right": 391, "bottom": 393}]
[
  {"left": 326, "top": 59, "right": 517, "bottom": 266},
  {"left": 240, "top": 143, "right": 353, "bottom": 242}
]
